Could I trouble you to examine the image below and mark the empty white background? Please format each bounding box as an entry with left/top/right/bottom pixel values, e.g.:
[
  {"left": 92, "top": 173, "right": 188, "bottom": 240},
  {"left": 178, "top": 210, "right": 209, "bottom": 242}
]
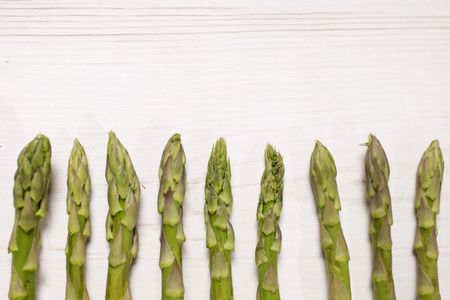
[{"left": 1, "top": 0, "right": 450, "bottom": 299}]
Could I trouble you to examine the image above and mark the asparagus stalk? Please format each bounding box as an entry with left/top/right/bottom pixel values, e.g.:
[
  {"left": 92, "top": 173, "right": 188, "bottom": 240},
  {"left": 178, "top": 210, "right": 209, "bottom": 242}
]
[
  {"left": 158, "top": 134, "right": 186, "bottom": 300},
  {"left": 255, "top": 145, "right": 284, "bottom": 300},
  {"left": 205, "top": 138, "right": 235, "bottom": 300},
  {"left": 105, "top": 132, "right": 140, "bottom": 300},
  {"left": 310, "top": 141, "right": 351, "bottom": 300},
  {"left": 365, "top": 134, "right": 396, "bottom": 300},
  {"left": 65, "top": 139, "right": 91, "bottom": 300},
  {"left": 8, "top": 134, "right": 52, "bottom": 300},
  {"left": 414, "top": 140, "right": 443, "bottom": 300}
]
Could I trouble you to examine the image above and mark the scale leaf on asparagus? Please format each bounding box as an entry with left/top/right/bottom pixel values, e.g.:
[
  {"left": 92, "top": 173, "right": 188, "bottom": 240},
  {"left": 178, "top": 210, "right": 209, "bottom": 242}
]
[
  {"left": 8, "top": 134, "right": 52, "bottom": 300},
  {"left": 105, "top": 132, "right": 140, "bottom": 300},
  {"left": 256, "top": 145, "right": 284, "bottom": 300},
  {"left": 414, "top": 140, "right": 443, "bottom": 300},
  {"left": 158, "top": 134, "right": 186, "bottom": 300},
  {"left": 310, "top": 141, "right": 351, "bottom": 300},
  {"left": 205, "top": 138, "right": 235, "bottom": 300}
]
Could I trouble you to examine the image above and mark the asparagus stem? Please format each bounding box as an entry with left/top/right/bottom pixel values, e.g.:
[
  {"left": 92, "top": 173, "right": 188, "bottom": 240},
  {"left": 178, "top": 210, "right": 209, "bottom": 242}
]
[
  {"left": 205, "top": 138, "right": 235, "bottom": 300},
  {"left": 8, "top": 134, "right": 52, "bottom": 300},
  {"left": 365, "top": 134, "right": 396, "bottom": 300},
  {"left": 158, "top": 134, "right": 186, "bottom": 300},
  {"left": 414, "top": 140, "right": 443, "bottom": 300},
  {"left": 65, "top": 139, "right": 91, "bottom": 300},
  {"left": 105, "top": 132, "right": 140, "bottom": 300},
  {"left": 310, "top": 141, "right": 351, "bottom": 300},
  {"left": 256, "top": 145, "right": 284, "bottom": 300}
]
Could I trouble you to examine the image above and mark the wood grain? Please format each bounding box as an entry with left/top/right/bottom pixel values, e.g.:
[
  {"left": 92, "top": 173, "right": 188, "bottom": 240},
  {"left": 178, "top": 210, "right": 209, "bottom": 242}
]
[{"left": 0, "top": 0, "right": 450, "bottom": 299}]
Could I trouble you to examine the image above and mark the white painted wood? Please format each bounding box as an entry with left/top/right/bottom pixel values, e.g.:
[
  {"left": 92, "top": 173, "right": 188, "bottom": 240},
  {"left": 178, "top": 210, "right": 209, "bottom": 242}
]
[{"left": 1, "top": 0, "right": 450, "bottom": 299}]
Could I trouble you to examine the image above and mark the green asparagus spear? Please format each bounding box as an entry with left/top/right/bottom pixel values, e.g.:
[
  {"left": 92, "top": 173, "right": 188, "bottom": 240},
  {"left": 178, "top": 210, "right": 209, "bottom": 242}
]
[
  {"left": 414, "top": 140, "right": 443, "bottom": 300},
  {"left": 105, "top": 131, "right": 140, "bottom": 300},
  {"left": 365, "top": 134, "right": 396, "bottom": 300},
  {"left": 158, "top": 134, "right": 186, "bottom": 300},
  {"left": 205, "top": 138, "right": 235, "bottom": 300},
  {"left": 255, "top": 145, "right": 284, "bottom": 300},
  {"left": 8, "top": 134, "right": 52, "bottom": 300},
  {"left": 310, "top": 141, "right": 351, "bottom": 300},
  {"left": 65, "top": 139, "right": 91, "bottom": 300}
]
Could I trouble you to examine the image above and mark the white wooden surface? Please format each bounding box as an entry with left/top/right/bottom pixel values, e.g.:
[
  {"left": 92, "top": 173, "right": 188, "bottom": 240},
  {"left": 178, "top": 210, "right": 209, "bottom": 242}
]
[{"left": 1, "top": 0, "right": 450, "bottom": 299}]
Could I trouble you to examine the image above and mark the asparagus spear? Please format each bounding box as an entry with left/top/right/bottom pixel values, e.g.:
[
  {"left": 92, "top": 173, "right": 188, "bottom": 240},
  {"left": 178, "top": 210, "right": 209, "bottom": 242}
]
[
  {"left": 255, "top": 145, "right": 284, "bottom": 300},
  {"left": 414, "top": 140, "right": 443, "bottom": 300},
  {"left": 105, "top": 132, "right": 140, "bottom": 300},
  {"left": 365, "top": 134, "right": 396, "bottom": 300},
  {"left": 158, "top": 134, "right": 186, "bottom": 300},
  {"left": 8, "top": 134, "right": 52, "bottom": 300},
  {"left": 65, "top": 139, "right": 91, "bottom": 300},
  {"left": 205, "top": 138, "right": 235, "bottom": 300},
  {"left": 310, "top": 141, "right": 351, "bottom": 300}
]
